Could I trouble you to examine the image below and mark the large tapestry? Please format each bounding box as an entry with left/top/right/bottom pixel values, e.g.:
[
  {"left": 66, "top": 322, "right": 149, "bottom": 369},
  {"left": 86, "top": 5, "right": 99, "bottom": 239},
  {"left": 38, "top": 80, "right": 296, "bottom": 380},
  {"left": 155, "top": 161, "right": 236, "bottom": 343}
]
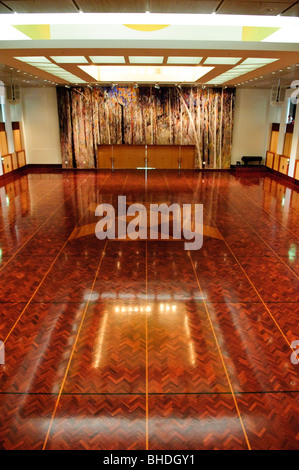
[{"left": 57, "top": 86, "right": 235, "bottom": 169}]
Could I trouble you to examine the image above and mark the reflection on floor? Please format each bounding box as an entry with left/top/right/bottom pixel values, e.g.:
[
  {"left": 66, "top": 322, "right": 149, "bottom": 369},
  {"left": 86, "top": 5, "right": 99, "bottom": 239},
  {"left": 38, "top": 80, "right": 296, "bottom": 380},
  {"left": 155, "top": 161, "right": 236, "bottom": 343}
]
[{"left": 0, "top": 169, "right": 298, "bottom": 450}]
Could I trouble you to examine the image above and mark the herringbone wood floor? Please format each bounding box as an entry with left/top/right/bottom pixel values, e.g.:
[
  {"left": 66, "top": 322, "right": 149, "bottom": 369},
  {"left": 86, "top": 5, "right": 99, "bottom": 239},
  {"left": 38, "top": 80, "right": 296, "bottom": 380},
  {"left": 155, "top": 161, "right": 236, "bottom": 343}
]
[{"left": 0, "top": 168, "right": 298, "bottom": 450}]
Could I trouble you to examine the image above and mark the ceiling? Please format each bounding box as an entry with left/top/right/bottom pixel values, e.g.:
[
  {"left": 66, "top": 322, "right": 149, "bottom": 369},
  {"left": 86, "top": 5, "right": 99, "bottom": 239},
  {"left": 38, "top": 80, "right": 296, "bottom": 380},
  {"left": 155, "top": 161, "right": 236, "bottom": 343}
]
[
  {"left": 0, "top": 49, "right": 298, "bottom": 89},
  {"left": 0, "top": 3, "right": 298, "bottom": 88},
  {"left": 0, "top": 1, "right": 298, "bottom": 16}
]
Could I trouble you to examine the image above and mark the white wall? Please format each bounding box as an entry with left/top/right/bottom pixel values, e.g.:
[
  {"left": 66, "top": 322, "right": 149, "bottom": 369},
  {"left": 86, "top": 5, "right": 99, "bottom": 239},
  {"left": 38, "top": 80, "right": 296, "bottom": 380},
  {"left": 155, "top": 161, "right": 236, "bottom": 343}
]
[
  {"left": 21, "top": 87, "right": 61, "bottom": 164},
  {"left": 231, "top": 88, "right": 281, "bottom": 165}
]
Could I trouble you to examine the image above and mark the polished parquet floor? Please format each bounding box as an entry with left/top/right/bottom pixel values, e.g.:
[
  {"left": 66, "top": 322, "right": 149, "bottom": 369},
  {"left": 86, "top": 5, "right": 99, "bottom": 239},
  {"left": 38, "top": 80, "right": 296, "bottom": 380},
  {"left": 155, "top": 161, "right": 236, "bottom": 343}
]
[{"left": 0, "top": 168, "right": 298, "bottom": 450}]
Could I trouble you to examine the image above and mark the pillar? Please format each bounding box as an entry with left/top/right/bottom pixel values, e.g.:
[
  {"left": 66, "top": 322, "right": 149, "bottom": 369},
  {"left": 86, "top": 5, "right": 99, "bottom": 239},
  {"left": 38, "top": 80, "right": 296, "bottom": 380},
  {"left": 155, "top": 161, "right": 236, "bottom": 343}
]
[
  {"left": 288, "top": 104, "right": 299, "bottom": 177},
  {"left": 276, "top": 89, "right": 291, "bottom": 155}
]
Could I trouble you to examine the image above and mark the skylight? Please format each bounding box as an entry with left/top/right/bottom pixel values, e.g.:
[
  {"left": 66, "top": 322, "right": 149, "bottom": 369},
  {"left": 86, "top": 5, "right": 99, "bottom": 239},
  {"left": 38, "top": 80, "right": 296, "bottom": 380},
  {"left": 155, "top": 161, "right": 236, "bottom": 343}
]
[
  {"left": 79, "top": 65, "right": 214, "bottom": 83},
  {"left": 50, "top": 56, "right": 89, "bottom": 63},
  {"left": 129, "top": 57, "right": 164, "bottom": 64},
  {"left": 241, "top": 58, "right": 279, "bottom": 65},
  {"left": 206, "top": 63, "right": 267, "bottom": 84},
  {"left": 167, "top": 57, "right": 202, "bottom": 64},
  {"left": 15, "top": 56, "right": 51, "bottom": 63},
  {"left": 90, "top": 56, "right": 126, "bottom": 64},
  {"left": 204, "top": 57, "right": 242, "bottom": 65}
]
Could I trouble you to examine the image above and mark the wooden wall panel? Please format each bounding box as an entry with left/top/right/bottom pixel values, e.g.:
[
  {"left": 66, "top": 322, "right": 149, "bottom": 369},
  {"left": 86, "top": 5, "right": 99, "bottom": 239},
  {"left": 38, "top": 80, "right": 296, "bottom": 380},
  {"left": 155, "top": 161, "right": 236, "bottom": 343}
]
[
  {"left": 180, "top": 146, "right": 195, "bottom": 169},
  {"left": 283, "top": 133, "right": 292, "bottom": 158},
  {"left": 0, "top": 131, "right": 8, "bottom": 156},
  {"left": 295, "top": 161, "right": 299, "bottom": 181},
  {"left": 97, "top": 145, "right": 195, "bottom": 169},
  {"left": 16, "top": 150, "right": 26, "bottom": 167},
  {"left": 2, "top": 154, "right": 12, "bottom": 174},
  {"left": 270, "top": 131, "right": 279, "bottom": 153},
  {"left": 12, "top": 153, "right": 18, "bottom": 170},
  {"left": 148, "top": 145, "right": 179, "bottom": 169},
  {"left": 12, "top": 122, "right": 22, "bottom": 152},
  {"left": 97, "top": 145, "right": 113, "bottom": 169},
  {"left": 147, "top": 145, "right": 195, "bottom": 169},
  {"left": 13, "top": 129, "right": 22, "bottom": 152},
  {"left": 266, "top": 151, "right": 274, "bottom": 169},
  {"left": 114, "top": 145, "right": 145, "bottom": 169},
  {"left": 273, "top": 153, "right": 280, "bottom": 171},
  {"left": 278, "top": 155, "right": 289, "bottom": 175}
]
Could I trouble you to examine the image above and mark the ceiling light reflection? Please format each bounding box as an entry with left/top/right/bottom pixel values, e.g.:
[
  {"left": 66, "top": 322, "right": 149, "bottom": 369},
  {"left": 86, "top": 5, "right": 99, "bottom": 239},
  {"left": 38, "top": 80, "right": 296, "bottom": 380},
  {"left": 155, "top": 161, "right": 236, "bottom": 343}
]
[{"left": 113, "top": 303, "right": 180, "bottom": 314}]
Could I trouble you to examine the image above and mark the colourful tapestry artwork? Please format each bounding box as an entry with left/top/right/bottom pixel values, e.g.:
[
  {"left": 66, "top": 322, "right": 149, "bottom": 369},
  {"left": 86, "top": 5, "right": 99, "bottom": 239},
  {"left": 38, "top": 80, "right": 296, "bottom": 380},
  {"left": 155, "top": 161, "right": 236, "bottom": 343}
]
[{"left": 57, "top": 86, "right": 235, "bottom": 169}]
